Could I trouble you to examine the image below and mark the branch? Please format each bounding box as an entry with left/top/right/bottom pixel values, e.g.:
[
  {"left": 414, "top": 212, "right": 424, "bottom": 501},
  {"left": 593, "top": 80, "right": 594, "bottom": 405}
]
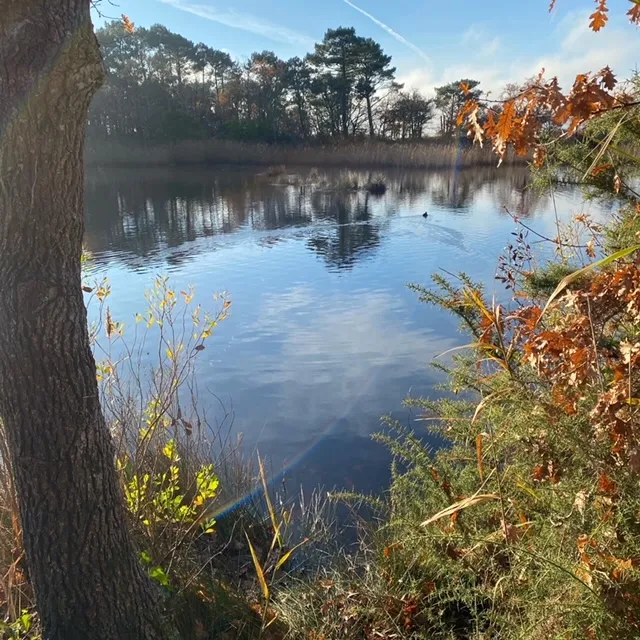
[{"left": 503, "top": 207, "right": 588, "bottom": 249}]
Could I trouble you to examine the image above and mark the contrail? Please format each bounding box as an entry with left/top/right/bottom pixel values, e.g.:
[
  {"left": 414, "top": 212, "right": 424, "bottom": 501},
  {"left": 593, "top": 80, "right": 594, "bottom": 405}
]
[{"left": 343, "top": 0, "right": 431, "bottom": 65}]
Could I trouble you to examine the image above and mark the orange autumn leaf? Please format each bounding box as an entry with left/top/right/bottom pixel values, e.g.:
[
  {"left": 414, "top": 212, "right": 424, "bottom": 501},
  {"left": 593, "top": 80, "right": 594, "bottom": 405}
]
[
  {"left": 591, "top": 162, "right": 613, "bottom": 176},
  {"left": 599, "top": 472, "right": 618, "bottom": 496},
  {"left": 533, "top": 146, "right": 546, "bottom": 168},
  {"left": 628, "top": 0, "right": 640, "bottom": 25},
  {"left": 122, "top": 14, "right": 135, "bottom": 34},
  {"left": 589, "top": 0, "right": 609, "bottom": 31},
  {"left": 496, "top": 101, "right": 516, "bottom": 143}
]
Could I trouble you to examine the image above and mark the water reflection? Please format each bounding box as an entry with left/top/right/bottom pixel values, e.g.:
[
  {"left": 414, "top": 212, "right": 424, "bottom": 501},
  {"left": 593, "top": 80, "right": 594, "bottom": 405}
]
[
  {"left": 85, "top": 166, "right": 546, "bottom": 273},
  {"left": 84, "top": 166, "right": 603, "bottom": 491}
]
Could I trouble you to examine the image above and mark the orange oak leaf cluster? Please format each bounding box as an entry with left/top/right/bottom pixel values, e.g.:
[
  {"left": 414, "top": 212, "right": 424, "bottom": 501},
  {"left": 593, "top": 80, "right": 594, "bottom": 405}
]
[{"left": 460, "top": 1, "right": 639, "bottom": 165}]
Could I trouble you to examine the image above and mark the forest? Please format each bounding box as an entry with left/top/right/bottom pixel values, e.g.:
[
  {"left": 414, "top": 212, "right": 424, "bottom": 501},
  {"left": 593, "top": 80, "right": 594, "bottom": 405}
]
[{"left": 88, "top": 21, "right": 477, "bottom": 144}]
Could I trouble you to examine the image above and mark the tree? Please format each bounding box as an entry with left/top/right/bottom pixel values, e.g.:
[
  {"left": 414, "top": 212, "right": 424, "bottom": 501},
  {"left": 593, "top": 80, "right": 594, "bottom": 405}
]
[
  {"left": 145, "top": 24, "right": 197, "bottom": 95},
  {"left": 0, "top": 3, "right": 168, "bottom": 638},
  {"left": 285, "top": 57, "right": 313, "bottom": 139},
  {"left": 435, "top": 78, "right": 481, "bottom": 136},
  {"left": 245, "top": 51, "right": 288, "bottom": 139},
  {"left": 383, "top": 90, "right": 434, "bottom": 139},
  {"left": 354, "top": 38, "right": 397, "bottom": 137},
  {"left": 309, "top": 27, "right": 363, "bottom": 138}
]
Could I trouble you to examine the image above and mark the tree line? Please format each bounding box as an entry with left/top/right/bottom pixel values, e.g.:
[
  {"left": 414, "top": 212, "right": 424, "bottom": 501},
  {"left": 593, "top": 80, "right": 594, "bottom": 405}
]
[{"left": 88, "top": 21, "right": 480, "bottom": 144}]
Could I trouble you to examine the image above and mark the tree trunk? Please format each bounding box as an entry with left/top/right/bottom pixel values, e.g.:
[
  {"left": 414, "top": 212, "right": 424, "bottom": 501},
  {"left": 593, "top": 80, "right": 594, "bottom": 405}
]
[
  {"left": 366, "top": 95, "right": 375, "bottom": 138},
  {"left": 341, "top": 94, "right": 349, "bottom": 138},
  {"left": 0, "top": 2, "right": 169, "bottom": 639}
]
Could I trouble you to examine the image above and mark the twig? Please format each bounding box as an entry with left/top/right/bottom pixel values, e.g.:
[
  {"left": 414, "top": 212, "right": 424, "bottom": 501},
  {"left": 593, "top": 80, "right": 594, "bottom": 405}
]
[{"left": 503, "top": 206, "right": 587, "bottom": 249}]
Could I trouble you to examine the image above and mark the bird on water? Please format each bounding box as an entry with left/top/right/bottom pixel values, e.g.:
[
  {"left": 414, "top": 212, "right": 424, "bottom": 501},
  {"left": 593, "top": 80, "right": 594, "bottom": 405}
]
[{"left": 422, "top": 211, "right": 428, "bottom": 218}]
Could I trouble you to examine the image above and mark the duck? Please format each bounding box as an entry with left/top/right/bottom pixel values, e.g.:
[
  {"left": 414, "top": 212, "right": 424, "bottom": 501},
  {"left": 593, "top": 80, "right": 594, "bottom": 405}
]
[{"left": 422, "top": 211, "right": 428, "bottom": 218}]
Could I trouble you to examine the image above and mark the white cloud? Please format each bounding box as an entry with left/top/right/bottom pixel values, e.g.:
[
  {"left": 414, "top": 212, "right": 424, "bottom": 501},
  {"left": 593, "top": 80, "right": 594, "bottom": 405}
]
[
  {"left": 343, "top": 0, "right": 431, "bottom": 66},
  {"left": 399, "top": 11, "right": 639, "bottom": 98},
  {"left": 251, "top": 287, "right": 455, "bottom": 434},
  {"left": 158, "top": 0, "right": 315, "bottom": 47},
  {"left": 461, "top": 25, "right": 502, "bottom": 58},
  {"left": 526, "top": 11, "right": 639, "bottom": 90}
]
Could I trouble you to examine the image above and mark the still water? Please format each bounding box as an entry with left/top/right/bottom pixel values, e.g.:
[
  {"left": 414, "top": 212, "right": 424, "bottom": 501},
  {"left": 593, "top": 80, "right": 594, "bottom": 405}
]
[{"left": 84, "top": 166, "right": 611, "bottom": 493}]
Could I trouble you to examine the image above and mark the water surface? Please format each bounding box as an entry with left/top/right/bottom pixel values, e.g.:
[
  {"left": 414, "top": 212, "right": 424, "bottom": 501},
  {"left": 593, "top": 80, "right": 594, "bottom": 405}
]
[{"left": 84, "top": 166, "right": 611, "bottom": 493}]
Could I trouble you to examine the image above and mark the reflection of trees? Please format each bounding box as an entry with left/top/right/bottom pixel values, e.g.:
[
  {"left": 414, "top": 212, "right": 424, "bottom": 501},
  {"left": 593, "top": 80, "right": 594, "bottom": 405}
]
[
  {"left": 492, "top": 171, "right": 543, "bottom": 218},
  {"left": 428, "top": 168, "right": 500, "bottom": 211},
  {"left": 84, "top": 166, "right": 537, "bottom": 271},
  {"left": 306, "top": 192, "right": 383, "bottom": 270}
]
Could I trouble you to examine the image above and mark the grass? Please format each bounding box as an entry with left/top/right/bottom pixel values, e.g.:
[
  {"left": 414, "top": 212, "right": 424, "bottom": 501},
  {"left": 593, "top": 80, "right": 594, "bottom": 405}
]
[{"left": 85, "top": 138, "right": 524, "bottom": 170}]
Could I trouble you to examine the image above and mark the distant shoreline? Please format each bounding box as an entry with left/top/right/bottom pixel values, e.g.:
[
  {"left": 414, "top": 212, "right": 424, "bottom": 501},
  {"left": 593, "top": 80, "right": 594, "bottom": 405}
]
[{"left": 85, "top": 138, "right": 526, "bottom": 170}]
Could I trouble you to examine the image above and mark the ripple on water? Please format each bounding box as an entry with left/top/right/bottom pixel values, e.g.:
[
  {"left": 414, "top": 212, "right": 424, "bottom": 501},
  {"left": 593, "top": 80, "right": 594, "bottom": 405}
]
[{"left": 84, "top": 167, "right": 611, "bottom": 492}]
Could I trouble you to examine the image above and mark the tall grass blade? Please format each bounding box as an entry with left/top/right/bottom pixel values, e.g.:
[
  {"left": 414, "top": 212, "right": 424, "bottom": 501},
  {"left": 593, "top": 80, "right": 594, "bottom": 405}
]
[
  {"left": 246, "top": 532, "right": 269, "bottom": 600},
  {"left": 421, "top": 493, "right": 499, "bottom": 527},
  {"left": 541, "top": 244, "right": 640, "bottom": 318},
  {"left": 274, "top": 538, "right": 310, "bottom": 572},
  {"left": 257, "top": 451, "right": 282, "bottom": 548}
]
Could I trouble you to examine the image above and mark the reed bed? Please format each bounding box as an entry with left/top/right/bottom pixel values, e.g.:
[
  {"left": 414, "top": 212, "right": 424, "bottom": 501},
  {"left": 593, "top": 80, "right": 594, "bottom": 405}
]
[{"left": 86, "top": 138, "right": 524, "bottom": 170}]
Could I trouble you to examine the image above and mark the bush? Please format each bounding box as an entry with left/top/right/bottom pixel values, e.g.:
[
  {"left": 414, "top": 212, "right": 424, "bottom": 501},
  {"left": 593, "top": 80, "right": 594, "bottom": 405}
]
[
  {"left": 0, "top": 275, "right": 272, "bottom": 639},
  {"left": 273, "top": 217, "right": 640, "bottom": 638}
]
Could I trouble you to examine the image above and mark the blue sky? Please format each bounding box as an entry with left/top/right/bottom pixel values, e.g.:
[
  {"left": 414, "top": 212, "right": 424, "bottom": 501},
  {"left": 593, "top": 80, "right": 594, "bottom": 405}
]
[{"left": 97, "top": 0, "right": 639, "bottom": 95}]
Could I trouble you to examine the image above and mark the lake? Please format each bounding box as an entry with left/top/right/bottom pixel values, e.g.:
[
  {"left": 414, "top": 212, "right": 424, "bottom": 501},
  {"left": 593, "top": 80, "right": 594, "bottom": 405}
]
[{"left": 84, "top": 166, "right": 610, "bottom": 494}]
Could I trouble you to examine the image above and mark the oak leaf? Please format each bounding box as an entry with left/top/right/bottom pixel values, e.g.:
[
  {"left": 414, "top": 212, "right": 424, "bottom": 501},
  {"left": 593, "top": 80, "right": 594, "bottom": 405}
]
[
  {"left": 122, "top": 14, "right": 135, "bottom": 34},
  {"left": 589, "top": 0, "right": 609, "bottom": 32}
]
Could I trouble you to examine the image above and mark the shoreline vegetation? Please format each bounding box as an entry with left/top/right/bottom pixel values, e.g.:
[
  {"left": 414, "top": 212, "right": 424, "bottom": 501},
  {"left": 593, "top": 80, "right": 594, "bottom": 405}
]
[{"left": 85, "top": 139, "right": 524, "bottom": 170}]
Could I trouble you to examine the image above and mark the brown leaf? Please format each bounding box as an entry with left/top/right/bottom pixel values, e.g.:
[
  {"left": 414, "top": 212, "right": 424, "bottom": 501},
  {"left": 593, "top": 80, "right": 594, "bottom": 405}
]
[
  {"left": 574, "top": 490, "right": 588, "bottom": 515},
  {"left": 591, "top": 162, "right": 613, "bottom": 176},
  {"left": 495, "top": 101, "right": 516, "bottom": 147},
  {"left": 533, "top": 146, "right": 547, "bottom": 168},
  {"left": 628, "top": 1, "right": 640, "bottom": 26},
  {"left": 476, "top": 434, "right": 485, "bottom": 481},
  {"left": 599, "top": 66, "right": 616, "bottom": 91},
  {"left": 589, "top": 1, "right": 609, "bottom": 32},
  {"left": 599, "top": 472, "right": 617, "bottom": 496},
  {"left": 122, "top": 14, "right": 135, "bottom": 34}
]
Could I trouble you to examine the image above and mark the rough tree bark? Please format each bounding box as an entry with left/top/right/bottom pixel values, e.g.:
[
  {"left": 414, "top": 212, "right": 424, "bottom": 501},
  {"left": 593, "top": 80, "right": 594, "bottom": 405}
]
[{"left": 0, "top": 2, "right": 169, "bottom": 638}]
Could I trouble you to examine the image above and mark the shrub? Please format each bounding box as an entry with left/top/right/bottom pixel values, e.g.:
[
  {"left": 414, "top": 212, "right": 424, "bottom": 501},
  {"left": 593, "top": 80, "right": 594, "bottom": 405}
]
[{"left": 273, "top": 217, "right": 640, "bottom": 638}]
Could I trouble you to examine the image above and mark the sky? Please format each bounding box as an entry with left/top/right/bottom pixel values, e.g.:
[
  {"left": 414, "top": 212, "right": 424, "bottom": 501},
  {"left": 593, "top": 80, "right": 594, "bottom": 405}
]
[{"left": 95, "top": 0, "right": 639, "bottom": 96}]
